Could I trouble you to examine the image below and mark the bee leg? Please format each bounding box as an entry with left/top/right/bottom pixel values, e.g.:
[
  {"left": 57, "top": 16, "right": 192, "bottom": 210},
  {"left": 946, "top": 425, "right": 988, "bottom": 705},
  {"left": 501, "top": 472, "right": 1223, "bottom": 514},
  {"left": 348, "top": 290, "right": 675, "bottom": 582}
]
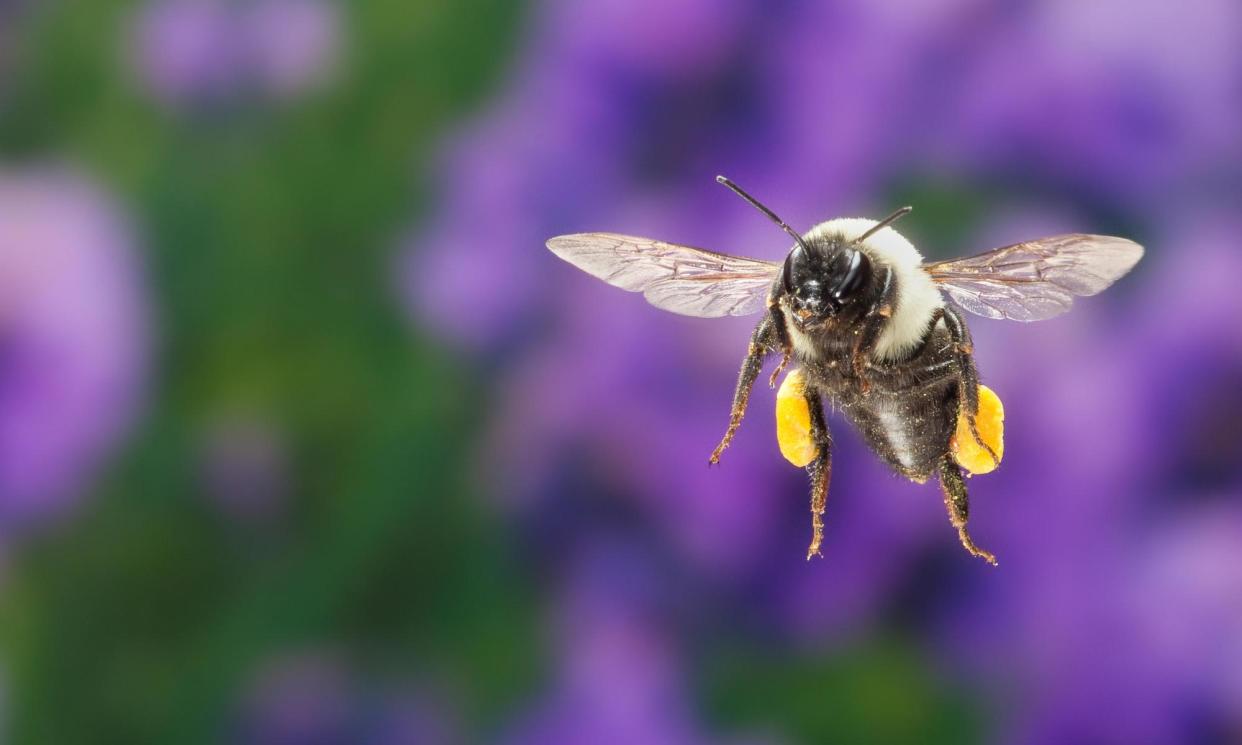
[
  {"left": 943, "top": 306, "right": 1000, "bottom": 468},
  {"left": 767, "top": 299, "right": 792, "bottom": 388},
  {"left": 850, "top": 266, "right": 896, "bottom": 395},
  {"left": 937, "top": 457, "right": 998, "bottom": 565},
  {"left": 709, "top": 312, "right": 779, "bottom": 465},
  {"left": 804, "top": 389, "right": 833, "bottom": 559},
  {"left": 768, "top": 351, "right": 791, "bottom": 388}
]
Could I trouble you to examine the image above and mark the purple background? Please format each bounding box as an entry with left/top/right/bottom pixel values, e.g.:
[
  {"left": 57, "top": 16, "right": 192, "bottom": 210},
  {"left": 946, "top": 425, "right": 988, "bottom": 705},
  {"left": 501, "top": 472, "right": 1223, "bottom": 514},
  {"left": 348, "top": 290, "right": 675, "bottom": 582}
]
[{"left": 1, "top": 0, "right": 1240, "bottom": 742}]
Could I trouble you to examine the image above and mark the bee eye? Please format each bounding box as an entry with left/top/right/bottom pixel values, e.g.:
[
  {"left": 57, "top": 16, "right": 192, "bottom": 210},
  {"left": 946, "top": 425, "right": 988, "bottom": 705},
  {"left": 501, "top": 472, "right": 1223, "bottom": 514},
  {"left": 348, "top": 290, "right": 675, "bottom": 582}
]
[
  {"left": 782, "top": 245, "right": 807, "bottom": 294},
  {"left": 831, "top": 250, "right": 871, "bottom": 301}
]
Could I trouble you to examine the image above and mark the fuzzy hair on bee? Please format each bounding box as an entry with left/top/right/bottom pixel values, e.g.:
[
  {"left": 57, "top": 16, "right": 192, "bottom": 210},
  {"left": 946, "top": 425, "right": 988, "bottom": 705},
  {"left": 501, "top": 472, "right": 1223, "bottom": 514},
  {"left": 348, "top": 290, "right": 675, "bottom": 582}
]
[
  {"left": 546, "top": 176, "right": 1143, "bottom": 566},
  {"left": 798, "top": 218, "right": 944, "bottom": 362}
]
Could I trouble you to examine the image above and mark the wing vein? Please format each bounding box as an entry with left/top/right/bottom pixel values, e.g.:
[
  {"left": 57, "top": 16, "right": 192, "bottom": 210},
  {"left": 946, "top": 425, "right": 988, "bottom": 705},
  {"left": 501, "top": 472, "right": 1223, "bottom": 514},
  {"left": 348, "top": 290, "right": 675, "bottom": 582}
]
[
  {"left": 927, "top": 234, "right": 1143, "bottom": 322},
  {"left": 547, "top": 232, "right": 780, "bottom": 318}
]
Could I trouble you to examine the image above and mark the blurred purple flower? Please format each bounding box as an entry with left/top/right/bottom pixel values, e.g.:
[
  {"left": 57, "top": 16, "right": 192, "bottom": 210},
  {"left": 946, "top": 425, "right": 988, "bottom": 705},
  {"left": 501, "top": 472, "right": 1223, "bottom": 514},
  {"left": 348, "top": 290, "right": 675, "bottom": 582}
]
[
  {"left": 500, "top": 542, "right": 780, "bottom": 745},
  {"left": 544, "top": 0, "right": 747, "bottom": 80},
  {"left": 130, "top": 0, "right": 341, "bottom": 110},
  {"left": 1132, "top": 505, "right": 1242, "bottom": 725},
  {"left": 921, "top": 0, "right": 1242, "bottom": 204},
  {"left": 0, "top": 166, "right": 149, "bottom": 526},
  {"left": 131, "top": 0, "right": 242, "bottom": 109},
  {"left": 242, "top": 0, "right": 341, "bottom": 99}
]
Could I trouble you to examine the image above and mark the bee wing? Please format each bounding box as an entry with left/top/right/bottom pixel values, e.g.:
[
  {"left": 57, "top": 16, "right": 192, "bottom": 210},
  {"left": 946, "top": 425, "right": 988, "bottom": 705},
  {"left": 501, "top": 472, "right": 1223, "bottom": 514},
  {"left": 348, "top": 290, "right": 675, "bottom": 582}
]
[
  {"left": 546, "top": 232, "right": 780, "bottom": 318},
  {"left": 925, "top": 234, "right": 1144, "bottom": 321}
]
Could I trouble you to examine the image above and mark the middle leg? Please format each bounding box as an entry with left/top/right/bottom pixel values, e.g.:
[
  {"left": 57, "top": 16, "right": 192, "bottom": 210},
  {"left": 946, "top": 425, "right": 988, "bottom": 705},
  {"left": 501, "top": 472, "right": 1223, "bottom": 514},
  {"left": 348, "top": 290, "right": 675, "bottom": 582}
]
[{"left": 768, "top": 297, "right": 793, "bottom": 388}]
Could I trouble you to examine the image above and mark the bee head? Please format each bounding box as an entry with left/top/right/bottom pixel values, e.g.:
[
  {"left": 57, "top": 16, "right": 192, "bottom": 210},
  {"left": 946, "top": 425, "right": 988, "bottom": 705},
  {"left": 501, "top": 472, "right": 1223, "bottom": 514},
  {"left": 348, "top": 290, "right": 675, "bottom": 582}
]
[
  {"left": 711, "top": 176, "right": 908, "bottom": 331},
  {"left": 782, "top": 242, "right": 873, "bottom": 326}
]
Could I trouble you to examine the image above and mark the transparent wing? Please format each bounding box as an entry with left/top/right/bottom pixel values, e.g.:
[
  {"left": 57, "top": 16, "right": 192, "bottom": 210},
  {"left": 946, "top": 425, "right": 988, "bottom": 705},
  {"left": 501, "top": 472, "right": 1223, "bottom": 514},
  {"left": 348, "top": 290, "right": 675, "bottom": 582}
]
[
  {"left": 926, "top": 234, "right": 1143, "bottom": 321},
  {"left": 546, "top": 232, "right": 780, "bottom": 317}
]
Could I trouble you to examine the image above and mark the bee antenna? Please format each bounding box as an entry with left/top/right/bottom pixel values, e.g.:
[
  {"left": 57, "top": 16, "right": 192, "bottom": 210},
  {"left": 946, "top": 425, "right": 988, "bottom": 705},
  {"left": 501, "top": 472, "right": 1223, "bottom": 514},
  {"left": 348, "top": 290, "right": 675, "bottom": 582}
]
[
  {"left": 716, "top": 175, "right": 812, "bottom": 255},
  {"left": 853, "top": 205, "right": 913, "bottom": 245}
]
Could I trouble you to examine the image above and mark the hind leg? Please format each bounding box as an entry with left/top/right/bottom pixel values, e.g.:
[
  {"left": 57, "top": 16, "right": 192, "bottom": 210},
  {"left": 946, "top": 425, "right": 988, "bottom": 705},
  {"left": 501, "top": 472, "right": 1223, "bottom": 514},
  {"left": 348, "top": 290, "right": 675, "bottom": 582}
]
[
  {"left": 943, "top": 306, "right": 1000, "bottom": 469},
  {"left": 804, "top": 390, "right": 832, "bottom": 560},
  {"left": 937, "top": 456, "right": 998, "bottom": 566}
]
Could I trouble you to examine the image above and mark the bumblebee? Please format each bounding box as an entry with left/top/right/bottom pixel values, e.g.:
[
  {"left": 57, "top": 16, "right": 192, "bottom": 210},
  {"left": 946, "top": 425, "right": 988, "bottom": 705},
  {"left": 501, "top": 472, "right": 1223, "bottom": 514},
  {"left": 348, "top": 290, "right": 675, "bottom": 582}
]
[{"left": 547, "top": 177, "right": 1143, "bottom": 564}]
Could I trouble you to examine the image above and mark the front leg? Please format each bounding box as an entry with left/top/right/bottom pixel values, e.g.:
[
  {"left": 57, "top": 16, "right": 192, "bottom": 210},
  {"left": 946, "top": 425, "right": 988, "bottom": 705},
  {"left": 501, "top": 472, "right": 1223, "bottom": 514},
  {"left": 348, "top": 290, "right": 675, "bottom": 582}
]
[
  {"left": 767, "top": 297, "right": 793, "bottom": 388},
  {"left": 850, "top": 266, "right": 895, "bottom": 395},
  {"left": 709, "top": 310, "right": 782, "bottom": 465},
  {"left": 943, "top": 306, "right": 999, "bottom": 468},
  {"left": 804, "top": 389, "right": 832, "bottom": 559}
]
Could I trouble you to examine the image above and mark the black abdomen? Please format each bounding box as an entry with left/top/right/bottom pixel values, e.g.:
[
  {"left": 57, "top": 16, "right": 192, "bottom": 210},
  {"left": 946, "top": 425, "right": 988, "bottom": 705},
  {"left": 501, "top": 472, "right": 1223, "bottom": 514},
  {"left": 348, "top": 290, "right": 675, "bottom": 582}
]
[
  {"left": 841, "top": 379, "right": 957, "bottom": 480},
  {"left": 803, "top": 324, "right": 959, "bottom": 481}
]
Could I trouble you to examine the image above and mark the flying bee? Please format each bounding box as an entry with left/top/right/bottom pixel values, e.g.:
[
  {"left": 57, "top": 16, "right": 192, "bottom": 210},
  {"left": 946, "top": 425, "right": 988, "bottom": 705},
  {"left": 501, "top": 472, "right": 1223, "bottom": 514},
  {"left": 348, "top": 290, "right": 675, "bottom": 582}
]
[{"left": 546, "top": 176, "right": 1143, "bottom": 565}]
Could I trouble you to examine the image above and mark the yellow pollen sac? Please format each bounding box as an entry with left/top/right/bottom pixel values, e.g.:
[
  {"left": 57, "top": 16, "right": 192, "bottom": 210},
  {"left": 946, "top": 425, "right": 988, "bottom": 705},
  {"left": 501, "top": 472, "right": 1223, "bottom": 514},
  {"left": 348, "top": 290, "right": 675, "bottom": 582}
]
[
  {"left": 950, "top": 384, "right": 1005, "bottom": 475},
  {"left": 776, "top": 368, "right": 818, "bottom": 467}
]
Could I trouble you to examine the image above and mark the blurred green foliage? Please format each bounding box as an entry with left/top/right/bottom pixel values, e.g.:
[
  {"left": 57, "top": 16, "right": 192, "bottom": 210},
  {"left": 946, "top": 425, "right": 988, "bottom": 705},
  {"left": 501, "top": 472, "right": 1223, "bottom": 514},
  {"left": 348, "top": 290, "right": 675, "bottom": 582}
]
[
  {"left": 0, "top": 1, "right": 541, "bottom": 741},
  {"left": 706, "top": 637, "right": 985, "bottom": 745}
]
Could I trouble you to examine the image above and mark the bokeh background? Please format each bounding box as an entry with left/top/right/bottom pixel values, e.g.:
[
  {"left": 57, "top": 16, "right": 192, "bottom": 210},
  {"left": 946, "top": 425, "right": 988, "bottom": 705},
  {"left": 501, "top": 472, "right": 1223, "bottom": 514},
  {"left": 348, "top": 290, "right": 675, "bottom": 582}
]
[{"left": 1, "top": 0, "right": 1240, "bottom": 742}]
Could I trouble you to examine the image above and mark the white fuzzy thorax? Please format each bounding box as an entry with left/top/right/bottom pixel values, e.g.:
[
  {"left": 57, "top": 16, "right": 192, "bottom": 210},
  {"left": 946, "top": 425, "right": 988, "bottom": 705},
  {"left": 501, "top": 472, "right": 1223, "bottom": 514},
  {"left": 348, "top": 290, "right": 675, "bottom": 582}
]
[{"left": 804, "top": 218, "right": 944, "bottom": 361}]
